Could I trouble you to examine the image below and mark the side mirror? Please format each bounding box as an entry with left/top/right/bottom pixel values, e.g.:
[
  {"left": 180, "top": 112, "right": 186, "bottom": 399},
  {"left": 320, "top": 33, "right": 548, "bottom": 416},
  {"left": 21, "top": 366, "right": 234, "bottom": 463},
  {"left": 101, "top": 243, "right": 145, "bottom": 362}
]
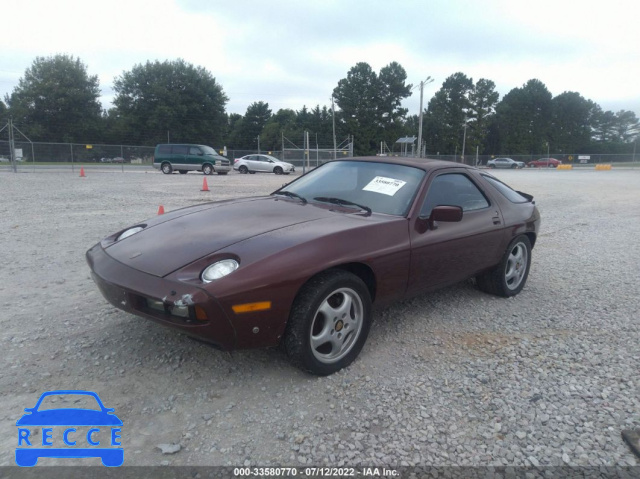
[
  {"left": 417, "top": 205, "right": 463, "bottom": 232},
  {"left": 430, "top": 205, "right": 463, "bottom": 223}
]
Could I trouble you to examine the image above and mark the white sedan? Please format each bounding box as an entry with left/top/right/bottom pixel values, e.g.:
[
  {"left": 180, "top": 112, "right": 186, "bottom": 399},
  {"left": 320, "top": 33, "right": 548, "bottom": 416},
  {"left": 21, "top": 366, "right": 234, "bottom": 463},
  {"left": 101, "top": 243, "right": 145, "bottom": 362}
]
[
  {"left": 233, "top": 154, "right": 295, "bottom": 175},
  {"left": 487, "top": 157, "right": 525, "bottom": 169}
]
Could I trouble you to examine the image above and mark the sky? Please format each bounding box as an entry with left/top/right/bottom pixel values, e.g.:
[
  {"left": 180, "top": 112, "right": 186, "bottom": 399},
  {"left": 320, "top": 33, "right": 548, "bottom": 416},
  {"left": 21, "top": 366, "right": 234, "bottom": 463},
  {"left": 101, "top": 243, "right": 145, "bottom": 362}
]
[{"left": 1, "top": 0, "right": 638, "bottom": 120}]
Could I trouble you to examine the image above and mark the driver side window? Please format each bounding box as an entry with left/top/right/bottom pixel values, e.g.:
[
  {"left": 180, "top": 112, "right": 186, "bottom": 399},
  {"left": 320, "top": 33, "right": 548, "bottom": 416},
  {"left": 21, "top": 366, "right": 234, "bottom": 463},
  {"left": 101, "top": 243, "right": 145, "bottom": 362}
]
[{"left": 421, "top": 173, "right": 489, "bottom": 217}]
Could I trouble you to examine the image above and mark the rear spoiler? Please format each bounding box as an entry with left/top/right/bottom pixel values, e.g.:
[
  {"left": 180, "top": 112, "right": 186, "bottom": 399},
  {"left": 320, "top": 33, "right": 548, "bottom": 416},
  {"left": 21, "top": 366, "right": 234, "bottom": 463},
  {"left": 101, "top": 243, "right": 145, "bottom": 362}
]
[{"left": 516, "top": 190, "right": 534, "bottom": 203}]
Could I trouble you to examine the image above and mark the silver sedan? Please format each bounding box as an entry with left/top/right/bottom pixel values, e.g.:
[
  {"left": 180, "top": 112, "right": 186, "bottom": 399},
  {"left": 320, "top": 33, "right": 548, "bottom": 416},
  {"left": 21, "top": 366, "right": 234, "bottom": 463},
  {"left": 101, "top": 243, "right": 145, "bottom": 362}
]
[{"left": 487, "top": 157, "right": 525, "bottom": 169}]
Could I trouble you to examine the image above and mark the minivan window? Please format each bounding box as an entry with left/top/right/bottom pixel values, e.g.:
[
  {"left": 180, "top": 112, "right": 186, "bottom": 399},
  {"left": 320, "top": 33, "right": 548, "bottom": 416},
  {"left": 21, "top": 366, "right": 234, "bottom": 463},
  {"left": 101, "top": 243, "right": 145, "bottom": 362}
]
[
  {"left": 172, "top": 145, "right": 188, "bottom": 155},
  {"left": 157, "top": 145, "right": 171, "bottom": 154},
  {"left": 189, "top": 146, "right": 202, "bottom": 155}
]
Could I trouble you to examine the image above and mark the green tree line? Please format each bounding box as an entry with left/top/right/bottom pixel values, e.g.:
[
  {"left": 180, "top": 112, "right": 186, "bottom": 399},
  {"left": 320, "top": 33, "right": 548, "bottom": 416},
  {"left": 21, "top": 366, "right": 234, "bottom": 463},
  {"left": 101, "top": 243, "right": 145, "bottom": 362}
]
[{"left": 2, "top": 54, "right": 638, "bottom": 157}]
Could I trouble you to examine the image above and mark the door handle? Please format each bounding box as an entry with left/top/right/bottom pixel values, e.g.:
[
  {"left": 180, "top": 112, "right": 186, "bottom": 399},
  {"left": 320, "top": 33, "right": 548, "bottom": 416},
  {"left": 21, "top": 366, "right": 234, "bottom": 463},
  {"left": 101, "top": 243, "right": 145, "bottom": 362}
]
[{"left": 492, "top": 211, "right": 501, "bottom": 225}]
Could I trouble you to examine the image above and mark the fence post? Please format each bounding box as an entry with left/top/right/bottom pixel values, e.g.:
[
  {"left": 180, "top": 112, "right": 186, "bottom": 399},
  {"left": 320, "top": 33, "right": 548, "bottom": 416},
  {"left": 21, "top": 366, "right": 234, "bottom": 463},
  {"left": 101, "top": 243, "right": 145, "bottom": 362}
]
[{"left": 70, "top": 143, "right": 74, "bottom": 172}]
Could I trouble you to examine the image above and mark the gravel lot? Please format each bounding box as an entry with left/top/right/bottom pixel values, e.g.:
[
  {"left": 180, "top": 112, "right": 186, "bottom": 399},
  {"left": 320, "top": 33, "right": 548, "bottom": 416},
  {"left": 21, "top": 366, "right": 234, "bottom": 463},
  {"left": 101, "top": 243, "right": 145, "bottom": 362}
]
[{"left": 0, "top": 165, "right": 638, "bottom": 472}]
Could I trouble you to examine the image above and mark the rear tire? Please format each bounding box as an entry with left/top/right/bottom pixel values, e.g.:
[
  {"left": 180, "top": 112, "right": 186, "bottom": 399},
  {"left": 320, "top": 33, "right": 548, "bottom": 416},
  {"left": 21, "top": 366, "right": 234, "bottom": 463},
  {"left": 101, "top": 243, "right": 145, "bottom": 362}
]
[
  {"left": 476, "top": 235, "right": 532, "bottom": 297},
  {"left": 283, "top": 270, "right": 372, "bottom": 375},
  {"left": 238, "top": 165, "right": 248, "bottom": 174},
  {"left": 161, "top": 163, "right": 172, "bottom": 174}
]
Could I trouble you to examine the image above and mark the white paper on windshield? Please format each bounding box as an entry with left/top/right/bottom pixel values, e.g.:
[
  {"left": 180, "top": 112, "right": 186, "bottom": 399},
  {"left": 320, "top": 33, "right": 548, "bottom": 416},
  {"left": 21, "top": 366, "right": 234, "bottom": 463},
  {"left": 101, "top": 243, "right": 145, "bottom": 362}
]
[{"left": 362, "top": 176, "right": 407, "bottom": 196}]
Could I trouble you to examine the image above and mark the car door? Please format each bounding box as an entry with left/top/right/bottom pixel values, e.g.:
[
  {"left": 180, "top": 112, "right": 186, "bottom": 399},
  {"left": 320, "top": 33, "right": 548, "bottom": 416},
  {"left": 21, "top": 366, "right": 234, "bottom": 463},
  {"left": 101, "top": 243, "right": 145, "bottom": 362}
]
[
  {"left": 407, "top": 170, "right": 507, "bottom": 295},
  {"left": 171, "top": 145, "right": 188, "bottom": 168},
  {"left": 188, "top": 146, "right": 204, "bottom": 170},
  {"left": 246, "top": 155, "right": 260, "bottom": 171},
  {"left": 256, "top": 155, "right": 271, "bottom": 172}
]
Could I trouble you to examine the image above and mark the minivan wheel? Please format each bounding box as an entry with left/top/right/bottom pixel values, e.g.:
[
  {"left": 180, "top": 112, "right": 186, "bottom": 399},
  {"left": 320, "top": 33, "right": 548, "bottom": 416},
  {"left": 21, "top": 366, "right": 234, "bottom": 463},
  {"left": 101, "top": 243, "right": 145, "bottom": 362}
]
[
  {"left": 179, "top": 170, "right": 188, "bottom": 174},
  {"left": 202, "top": 164, "right": 213, "bottom": 175},
  {"left": 283, "top": 270, "right": 372, "bottom": 376},
  {"left": 161, "top": 163, "right": 172, "bottom": 174}
]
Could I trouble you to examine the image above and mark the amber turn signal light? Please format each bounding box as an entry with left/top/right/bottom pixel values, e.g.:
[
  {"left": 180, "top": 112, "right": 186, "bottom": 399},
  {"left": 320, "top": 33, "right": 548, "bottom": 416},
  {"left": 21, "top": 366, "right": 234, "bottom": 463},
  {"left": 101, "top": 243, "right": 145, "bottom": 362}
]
[{"left": 232, "top": 301, "right": 272, "bottom": 314}]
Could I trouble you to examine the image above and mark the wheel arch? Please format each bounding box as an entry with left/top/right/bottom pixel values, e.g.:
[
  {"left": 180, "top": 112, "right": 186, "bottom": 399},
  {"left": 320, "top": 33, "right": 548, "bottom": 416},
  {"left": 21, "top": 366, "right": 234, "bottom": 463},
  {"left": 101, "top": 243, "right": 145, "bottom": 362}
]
[
  {"left": 297, "top": 262, "right": 377, "bottom": 304},
  {"left": 524, "top": 232, "right": 537, "bottom": 249}
]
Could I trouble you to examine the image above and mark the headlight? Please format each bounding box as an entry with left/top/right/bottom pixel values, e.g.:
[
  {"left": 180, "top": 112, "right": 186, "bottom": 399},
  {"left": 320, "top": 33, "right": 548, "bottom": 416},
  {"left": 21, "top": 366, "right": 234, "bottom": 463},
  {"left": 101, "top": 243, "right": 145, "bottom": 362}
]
[
  {"left": 117, "top": 226, "right": 145, "bottom": 241},
  {"left": 201, "top": 259, "right": 239, "bottom": 283}
]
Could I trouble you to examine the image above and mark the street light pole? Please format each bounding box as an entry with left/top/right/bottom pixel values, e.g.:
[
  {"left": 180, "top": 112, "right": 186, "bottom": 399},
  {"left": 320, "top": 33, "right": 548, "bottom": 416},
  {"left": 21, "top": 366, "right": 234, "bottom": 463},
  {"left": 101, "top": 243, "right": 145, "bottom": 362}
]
[
  {"left": 331, "top": 96, "right": 337, "bottom": 160},
  {"left": 461, "top": 116, "right": 468, "bottom": 164},
  {"left": 416, "top": 76, "right": 433, "bottom": 158}
]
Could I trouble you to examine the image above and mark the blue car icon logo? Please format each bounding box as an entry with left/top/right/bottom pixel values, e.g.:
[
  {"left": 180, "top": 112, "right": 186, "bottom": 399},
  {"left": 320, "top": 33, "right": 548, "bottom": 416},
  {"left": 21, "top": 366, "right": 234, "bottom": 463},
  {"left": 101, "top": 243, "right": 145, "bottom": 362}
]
[{"left": 16, "top": 390, "right": 123, "bottom": 467}]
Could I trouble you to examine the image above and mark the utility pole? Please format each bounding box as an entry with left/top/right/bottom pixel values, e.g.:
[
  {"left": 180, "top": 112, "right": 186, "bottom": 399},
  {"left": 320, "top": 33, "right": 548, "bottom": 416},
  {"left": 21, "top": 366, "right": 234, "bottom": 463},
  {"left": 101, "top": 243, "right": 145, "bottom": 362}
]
[
  {"left": 461, "top": 116, "right": 467, "bottom": 164},
  {"left": 306, "top": 131, "right": 310, "bottom": 171},
  {"left": 281, "top": 131, "right": 284, "bottom": 161},
  {"left": 257, "top": 135, "right": 261, "bottom": 154},
  {"left": 331, "top": 96, "right": 337, "bottom": 160},
  {"left": 416, "top": 76, "right": 433, "bottom": 158},
  {"left": 8, "top": 118, "right": 17, "bottom": 173}
]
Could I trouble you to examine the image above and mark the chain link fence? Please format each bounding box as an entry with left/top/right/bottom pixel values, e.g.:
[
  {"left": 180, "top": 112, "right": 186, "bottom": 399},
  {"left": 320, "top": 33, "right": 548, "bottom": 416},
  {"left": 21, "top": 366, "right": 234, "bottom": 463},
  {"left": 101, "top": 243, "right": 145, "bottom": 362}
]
[
  {"left": 0, "top": 140, "right": 155, "bottom": 164},
  {"left": 1, "top": 140, "right": 637, "bottom": 171},
  {"left": 427, "top": 153, "right": 639, "bottom": 166}
]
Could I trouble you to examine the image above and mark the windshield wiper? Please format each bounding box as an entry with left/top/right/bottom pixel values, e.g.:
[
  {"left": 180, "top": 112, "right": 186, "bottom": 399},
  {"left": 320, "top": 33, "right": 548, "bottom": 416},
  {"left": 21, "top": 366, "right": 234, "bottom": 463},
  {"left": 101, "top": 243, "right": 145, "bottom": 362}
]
[
  {"left": 313, "top": 197, "right": 371, "bottom": 216},
  {"left": 274, "top": 191, "right": 307, "bottom": 204}
]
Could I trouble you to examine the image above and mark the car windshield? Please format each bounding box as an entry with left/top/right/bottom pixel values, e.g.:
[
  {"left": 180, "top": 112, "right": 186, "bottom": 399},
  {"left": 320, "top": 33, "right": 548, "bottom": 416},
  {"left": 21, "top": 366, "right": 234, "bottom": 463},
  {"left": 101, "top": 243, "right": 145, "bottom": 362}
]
[
  {"left": 36, "top": 393, "right": 102, "bottom": 411},
  {"left": 200, "top": 145, "right": 224, "bottom": 158},
  {"left": 278, "top": 160, "right": 425, "bottom": 216}
]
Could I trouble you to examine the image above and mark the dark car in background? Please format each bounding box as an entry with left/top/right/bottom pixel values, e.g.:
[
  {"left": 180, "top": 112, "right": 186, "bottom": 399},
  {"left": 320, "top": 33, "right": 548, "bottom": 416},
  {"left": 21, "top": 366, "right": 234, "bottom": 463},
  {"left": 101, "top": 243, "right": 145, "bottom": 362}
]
[{"left": 87, "top": 157, "right": 540, "bottom": 375}]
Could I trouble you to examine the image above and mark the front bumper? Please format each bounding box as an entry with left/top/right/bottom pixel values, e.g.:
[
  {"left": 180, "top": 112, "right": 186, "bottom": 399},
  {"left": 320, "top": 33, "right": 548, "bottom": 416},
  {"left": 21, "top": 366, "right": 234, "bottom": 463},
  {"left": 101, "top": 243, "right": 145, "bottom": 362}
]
[{"left": 86, "top": 243, "right": 237, "bottom": 349}]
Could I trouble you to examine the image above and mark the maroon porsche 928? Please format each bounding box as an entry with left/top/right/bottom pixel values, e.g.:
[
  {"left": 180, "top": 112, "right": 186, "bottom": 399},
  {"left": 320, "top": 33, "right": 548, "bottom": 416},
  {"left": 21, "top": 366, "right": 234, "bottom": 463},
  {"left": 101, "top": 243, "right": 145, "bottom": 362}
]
[{"left": 87, "top": 157, "right": 540, "bottom": 375}]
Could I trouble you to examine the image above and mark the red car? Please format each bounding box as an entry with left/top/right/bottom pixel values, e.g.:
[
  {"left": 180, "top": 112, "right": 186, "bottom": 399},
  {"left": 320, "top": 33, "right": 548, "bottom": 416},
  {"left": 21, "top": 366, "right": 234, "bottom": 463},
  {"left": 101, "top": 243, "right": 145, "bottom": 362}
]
[
  {"left": 87, "top": 157, "right": 540, "bottom": 375},
  {"left": 527, "top": 158, "right": 562, "bottom": 168}
]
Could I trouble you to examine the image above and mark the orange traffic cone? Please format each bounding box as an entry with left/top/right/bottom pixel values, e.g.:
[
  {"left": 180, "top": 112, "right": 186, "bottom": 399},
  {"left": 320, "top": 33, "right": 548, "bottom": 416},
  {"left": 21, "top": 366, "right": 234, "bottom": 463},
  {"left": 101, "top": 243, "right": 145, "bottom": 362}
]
[
  {"left": 79, "top": 167, "right": 86, "bottom": 177},
  {"left": 201, "top": 177, "right": 210, "bottom": 191},
  {"left": 157, "top": 205, "right": 165, "bottom": 215}
]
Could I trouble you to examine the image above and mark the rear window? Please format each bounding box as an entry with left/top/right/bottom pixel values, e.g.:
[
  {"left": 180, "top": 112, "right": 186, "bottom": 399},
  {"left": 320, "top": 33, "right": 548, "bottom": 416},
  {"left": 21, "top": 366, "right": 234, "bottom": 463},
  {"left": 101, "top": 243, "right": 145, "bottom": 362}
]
[
  {"left": 157, "top": 145, "right": 171, "bottom": 154},
  {"left": 481, "top": 174, "right": 529, "bottom": 203}
]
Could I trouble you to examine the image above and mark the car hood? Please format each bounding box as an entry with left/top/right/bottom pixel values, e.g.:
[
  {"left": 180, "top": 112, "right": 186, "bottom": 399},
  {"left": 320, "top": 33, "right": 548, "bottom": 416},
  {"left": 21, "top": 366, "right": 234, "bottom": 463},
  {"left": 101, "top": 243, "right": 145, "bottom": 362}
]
[{"left": 104, "top": 197, "right": 342, "bottom": 277}]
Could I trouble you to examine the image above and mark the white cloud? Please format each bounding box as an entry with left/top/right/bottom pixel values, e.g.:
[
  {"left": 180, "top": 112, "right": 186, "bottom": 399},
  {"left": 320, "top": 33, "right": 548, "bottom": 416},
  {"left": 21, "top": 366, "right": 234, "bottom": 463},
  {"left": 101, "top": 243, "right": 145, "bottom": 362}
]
[{"left": 1, "top": 0, "right": 638, "bottom": 118}]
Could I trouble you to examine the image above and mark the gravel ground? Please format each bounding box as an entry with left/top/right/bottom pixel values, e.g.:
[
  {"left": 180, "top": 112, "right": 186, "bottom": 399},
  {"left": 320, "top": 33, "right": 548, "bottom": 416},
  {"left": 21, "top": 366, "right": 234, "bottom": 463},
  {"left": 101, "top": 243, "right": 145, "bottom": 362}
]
[{"left": 0, "top": 166, "right": 638, "bottom": 472}]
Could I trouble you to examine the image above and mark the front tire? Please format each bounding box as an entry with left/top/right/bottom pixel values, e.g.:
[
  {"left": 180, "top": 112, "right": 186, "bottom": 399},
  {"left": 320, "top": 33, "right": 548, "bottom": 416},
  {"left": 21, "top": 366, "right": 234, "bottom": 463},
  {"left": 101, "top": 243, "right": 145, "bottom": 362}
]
[
  {"left": 476, "top": 235, "right": 532, "bottom": 297},
  {"left": 161, "top": 162, "right": 173, "bottom": 174},
  {"left": 283, "top": 270, "right": 372, "bottom": 375},
  {"left": 274, "top": 166, "right": 283, "bottom": 175},
  {"left": 202, "top": 164, "right": 213, "bottom": 175}
]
